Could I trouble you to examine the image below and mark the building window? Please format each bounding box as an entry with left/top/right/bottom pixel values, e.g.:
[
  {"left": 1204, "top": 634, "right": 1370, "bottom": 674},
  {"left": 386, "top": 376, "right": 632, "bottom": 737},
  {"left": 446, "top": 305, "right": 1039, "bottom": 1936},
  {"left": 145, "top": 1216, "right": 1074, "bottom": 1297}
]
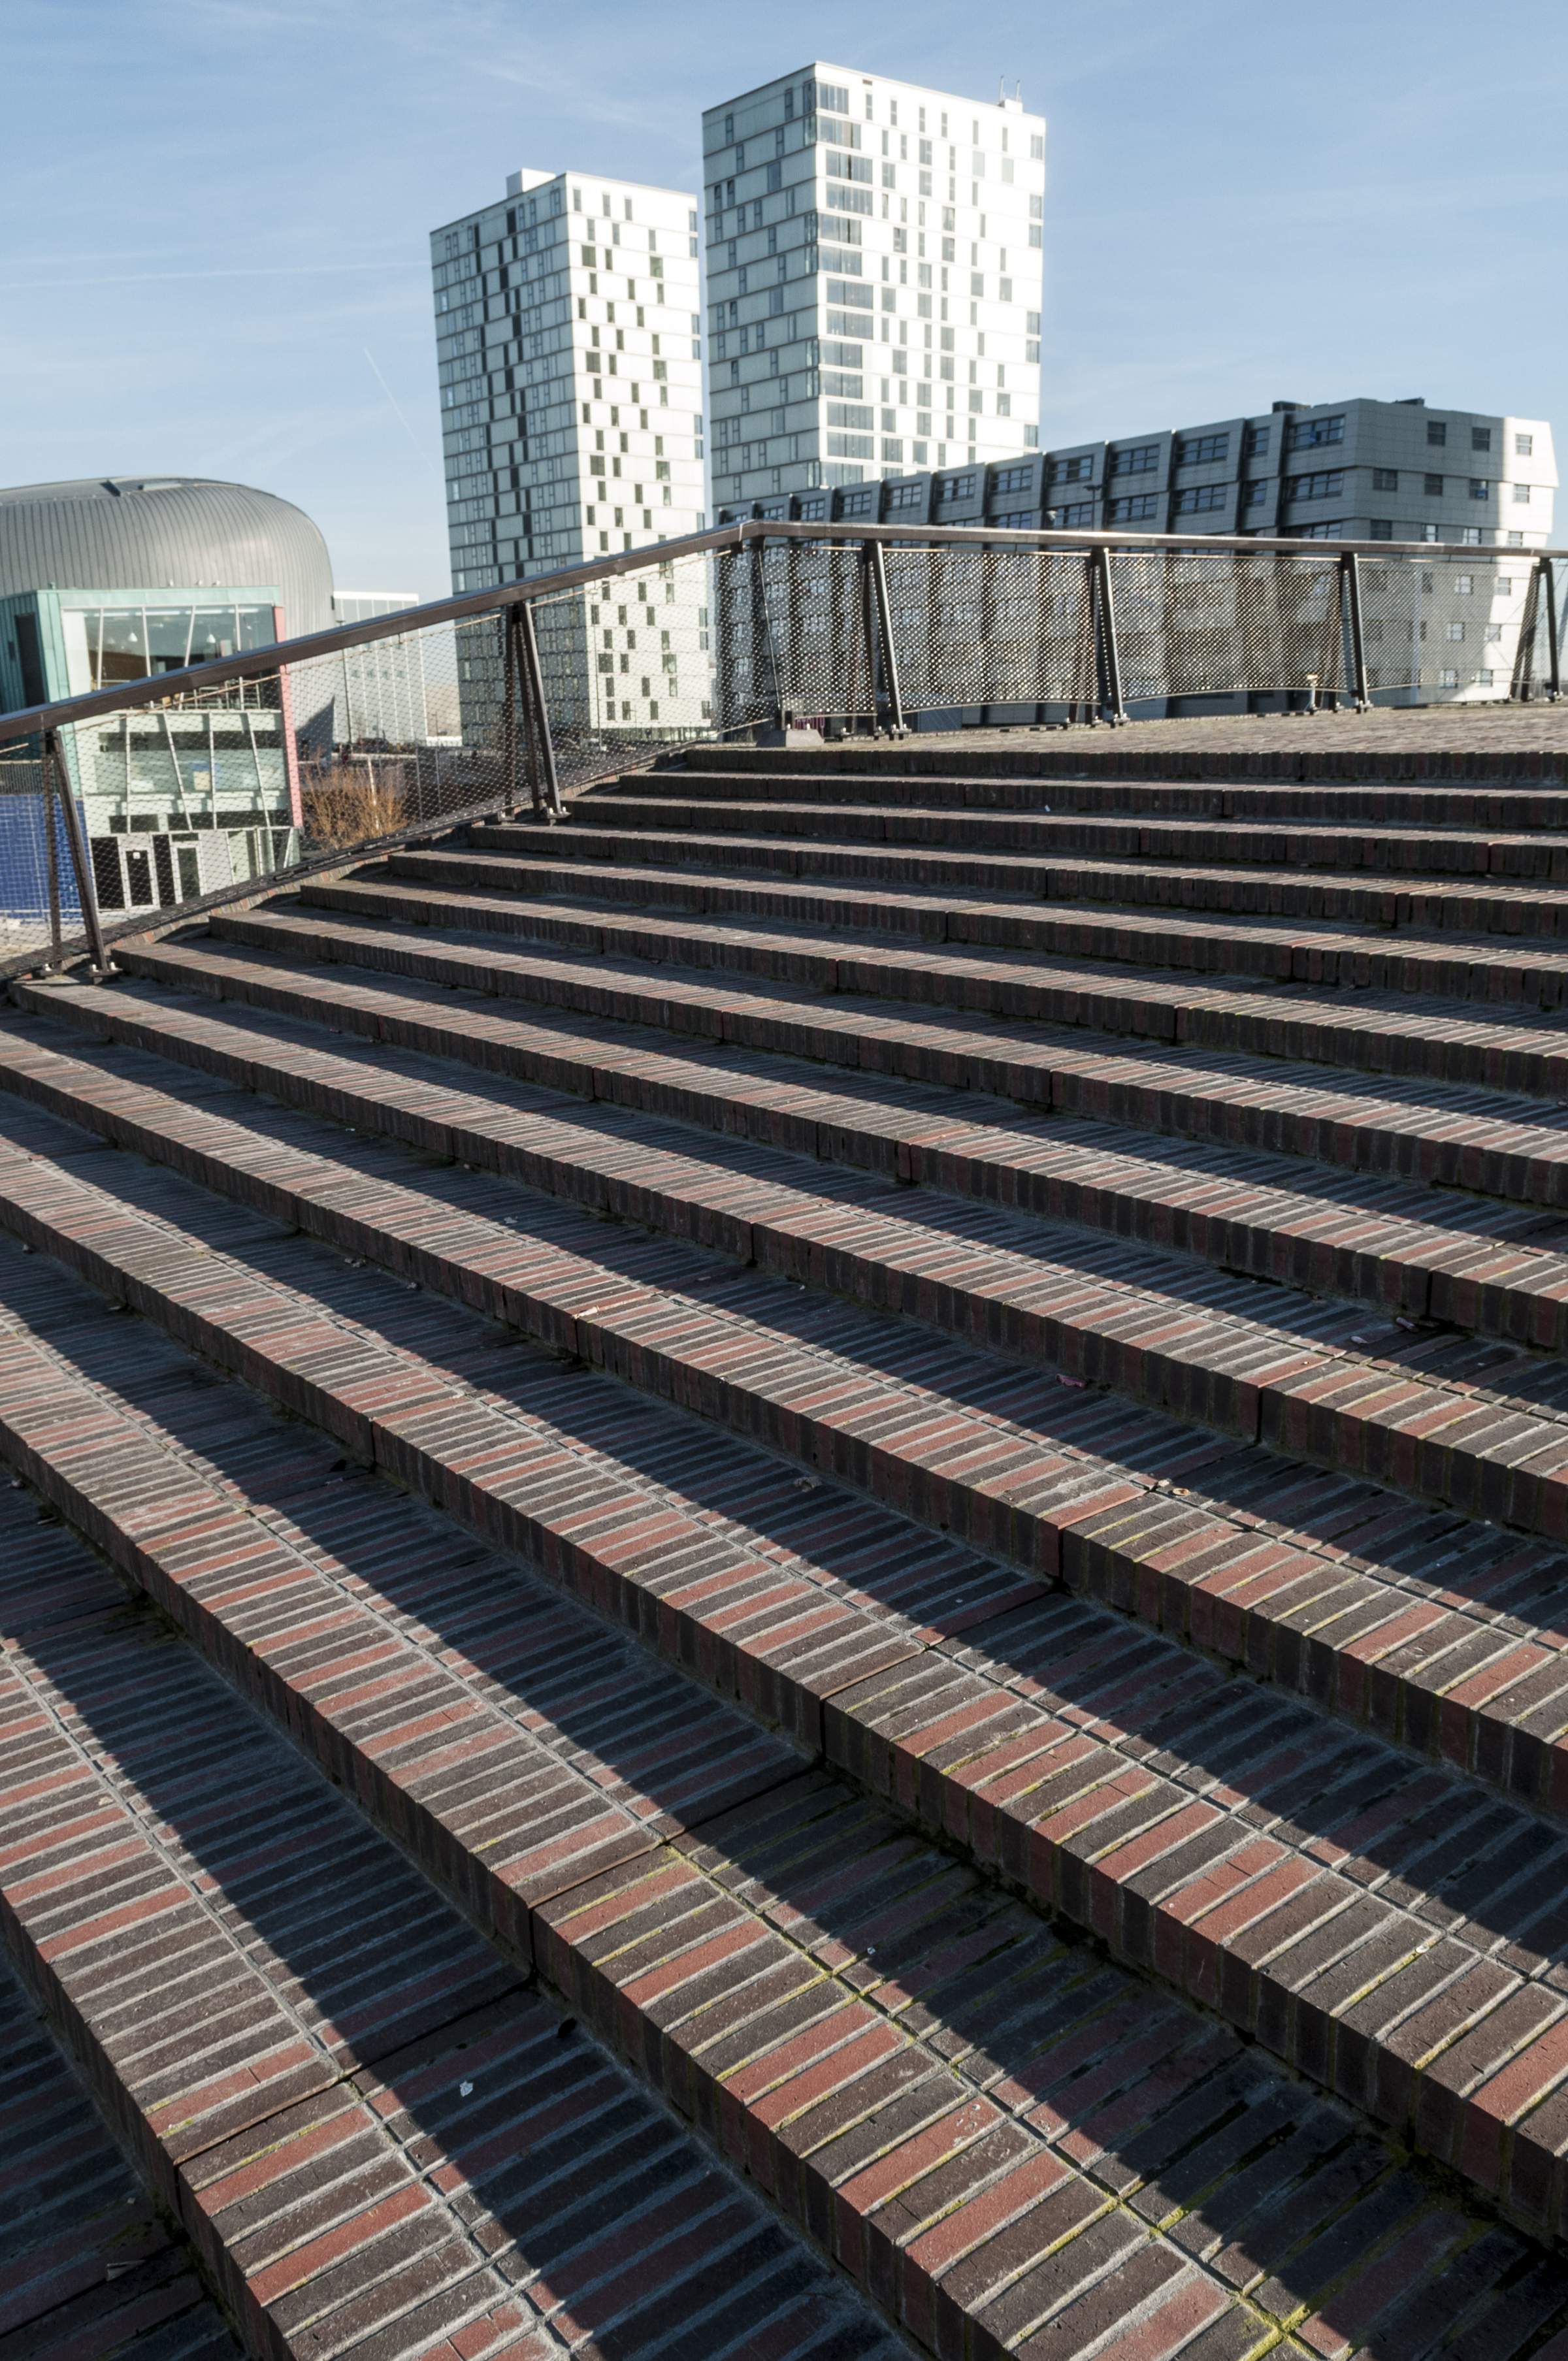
[
  {"left": 1109, "top": 492, "right": 1160, "bottom": 522},
  {"left": 1174, "top": 482, "right": 1227, "bottom": 514},
  {"left": 1283, "top": 469, "right": 1344, "bottom": 502},
  {"left": 1454, "top": 574, "right": 1474, "bottom": 594},
  {"left": 1462, "top": 527, "right": 1482, "bottom": 545},
  {"left": 1513, "top": 481, "right": 1532, "bottom": 503},
  {"left": 994, "top": 463, "right": 1034, "bottom": 492},
  {"left": 1516, "top": 432, "right": 1534, "bottom": 457},
  {"left": 1507, "top": 530, "right": 1526, "bottom": 545},
  {"left": 1469, "top": 478, "right": 1490, "bottom": 500},
  {"left": 1439, "top": 667, "right": 1460, "bottom": 687},
  {"left": 1243, "top": 480, "right": 1269, "bottom": 508},
  {"left": 990, "top": 509, "right": 1037, "bottom": 529},
  {"left": 1047, "top": 500, "right": 1095, "bottom": 527},
  {"left": 1372, "top": 468, "right": 1398, "bottom": 491},
  {"left": 1472, "top": 426, "right": 1492, "bottom": 451},
  {"left": 837, "top": 486, "right": 875, "bottom": 513},
  {"left": 938, "top": 470, "right": 977, "bottom": 499},
  {"left": 1047, "top": 454, "right": 1094, "bottom": 485},
  {"left": 1421, "top": 523, "right": 1439, "bottom": 541},
  {"left": 886, "top": 481, "right": 924, "bottom": 508},
  {"left": 1243, "top": 423, "right": 1271, "bottom": 457},
  {"left": 1447, "top": 622, "right": 1465, "bottom": 642},
  {"left": 1174, "top": 431, "right": 1230, "bottom": 466},
  {"left": 1369, "top": 519, "right": 1394, "bottom": 539},
  {"left": 1427, "top": 419, "right": 1447, "bottom": 446},
  {"left": 1422, "top": 472, "right": 1443, "bottom": 495},
  {"left": 1109, "top": 443, "right": 1159, "bottom": 476},
  {"left": 1286, "top": 413, "right": 1345, "bottom": 449}
]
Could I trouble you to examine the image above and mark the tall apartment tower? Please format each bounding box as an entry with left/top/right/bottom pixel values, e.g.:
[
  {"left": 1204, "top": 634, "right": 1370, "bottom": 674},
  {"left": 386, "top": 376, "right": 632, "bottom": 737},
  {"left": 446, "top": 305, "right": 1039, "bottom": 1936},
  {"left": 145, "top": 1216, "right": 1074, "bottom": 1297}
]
[
  {"left": 703, "top": 65, "right": 1045, "bottom": 508},
  {"left": 429, "top": 167, "right": 710, "bottom": 734}
]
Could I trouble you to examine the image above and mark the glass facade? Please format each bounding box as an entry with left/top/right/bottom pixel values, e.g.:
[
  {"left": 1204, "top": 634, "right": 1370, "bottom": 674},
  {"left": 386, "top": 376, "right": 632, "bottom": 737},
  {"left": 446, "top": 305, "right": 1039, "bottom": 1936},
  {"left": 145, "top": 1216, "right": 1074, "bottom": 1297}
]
[{"left": 0, "top": 583, "right": 299, "bottom": 917}]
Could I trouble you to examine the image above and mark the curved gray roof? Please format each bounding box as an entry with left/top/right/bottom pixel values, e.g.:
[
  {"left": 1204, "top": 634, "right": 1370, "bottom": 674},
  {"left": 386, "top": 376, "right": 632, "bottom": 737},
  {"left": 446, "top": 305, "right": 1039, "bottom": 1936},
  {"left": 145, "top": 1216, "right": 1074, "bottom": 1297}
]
[{"left": 0, "top": 476, "right": 335, "bottom": 637}]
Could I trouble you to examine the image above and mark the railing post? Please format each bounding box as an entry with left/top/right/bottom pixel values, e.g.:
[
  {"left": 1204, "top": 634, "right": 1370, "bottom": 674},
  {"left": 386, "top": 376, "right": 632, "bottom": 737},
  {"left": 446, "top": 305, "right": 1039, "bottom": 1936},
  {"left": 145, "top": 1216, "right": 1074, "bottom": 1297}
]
[
  {"left": 500, "top": 606, "right": 523, "bottom": 811},
  {"left": 867, "top": 539, "right": 906, "bottom": 736},
  {"left": 1545, "top": 558, "right": 1562, "bottom": 702},
  {"left": 1514, "top": 559, "right": 1546, "bottom": 703},
  {"left": 1092, "top": 544, "right": 1127, "bottom": 725},
  {"left": 855, "top": 542, "right": 878, "bottom": 734},
  {"left": 1341, "top": 551, "right": 1371, "bottom": 711},
  {"left": 43, "top": 729, "right": 113, "bottom": 979},
  {"left": 749, "top": 536, "right": 784, "bottom": 732},
  {"left": 515, "top": 598, "right": 563, "bottom": 818}
]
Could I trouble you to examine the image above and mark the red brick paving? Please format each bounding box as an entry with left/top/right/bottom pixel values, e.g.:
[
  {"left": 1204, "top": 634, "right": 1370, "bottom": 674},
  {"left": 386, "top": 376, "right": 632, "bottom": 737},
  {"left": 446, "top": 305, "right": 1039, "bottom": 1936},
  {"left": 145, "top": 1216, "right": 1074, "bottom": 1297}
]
[{"left": 7, "top": 738, "right": 1568, "bottom": 2353}]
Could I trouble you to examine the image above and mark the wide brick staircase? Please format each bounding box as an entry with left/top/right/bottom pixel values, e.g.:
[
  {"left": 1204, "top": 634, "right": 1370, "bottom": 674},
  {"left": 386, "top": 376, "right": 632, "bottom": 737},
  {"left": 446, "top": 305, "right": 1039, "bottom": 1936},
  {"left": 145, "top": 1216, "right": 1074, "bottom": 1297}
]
[{"left": 8, "top": 736, "right": 1568, "bottom": 2360}]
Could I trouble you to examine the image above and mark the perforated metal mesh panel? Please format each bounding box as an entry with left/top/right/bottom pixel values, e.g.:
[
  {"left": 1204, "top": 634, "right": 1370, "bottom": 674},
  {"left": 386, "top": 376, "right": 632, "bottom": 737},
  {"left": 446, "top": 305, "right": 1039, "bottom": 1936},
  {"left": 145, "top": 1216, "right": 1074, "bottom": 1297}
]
[
  {"left": 1108, "top": 548, "right": 1345, "bottom": 701},
  {"left": 0, "top": 762, "right": 80, "bottom": 966},
  {"left": 753, "top": 540, "right": 874, "bottom": 727},
  {"left": 1358, "top": 556, "right": 1532, "bottom": 698},
  {"left": 528, "top": 551, "right": 724, "bottom": 793},
  {"left": 884, "top": 543, "right": 1098, "bottom": 712}
]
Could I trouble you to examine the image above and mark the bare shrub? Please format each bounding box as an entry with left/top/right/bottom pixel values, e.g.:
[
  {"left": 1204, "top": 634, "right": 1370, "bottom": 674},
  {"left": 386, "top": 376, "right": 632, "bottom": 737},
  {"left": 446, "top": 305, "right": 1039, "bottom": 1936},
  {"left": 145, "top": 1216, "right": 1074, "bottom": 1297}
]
[{"left": 302, "top": 762, "right": 408, "bottom": 851}]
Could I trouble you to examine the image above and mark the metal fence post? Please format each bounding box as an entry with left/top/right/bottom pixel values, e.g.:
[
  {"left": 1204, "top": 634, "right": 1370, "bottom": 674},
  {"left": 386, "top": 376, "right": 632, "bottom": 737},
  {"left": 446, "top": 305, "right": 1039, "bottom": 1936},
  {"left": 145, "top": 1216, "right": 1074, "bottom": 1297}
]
[
  {"left": 500, "top": 605, "right": 523, "bottom": 811},
  {"left": 516, "top": 599, "right": 563, "bottom": 817},
  {"left": 868, "top": 540, "right": 906, "bottom": 736},
  {"left": 856, "top": 542, "right": 880, "bottom": 734},
  {"left": 1341, "top": 551, "right": 1371, "bottom": 711},
  {"left": 44, "top": 729, "right": 113, "bottom": 979},
  {"left": 749, "top": 537, "right": 785, "bottom": 732},
  {"left": 1514, "top": 559, "right": 1546, "bottom": 702},
  {"left": 1545, "top": 559, "right": 1563, "bottom": 703},
  {"left": 1092, "top": 545, "right": 1127, "bottom": 725}
]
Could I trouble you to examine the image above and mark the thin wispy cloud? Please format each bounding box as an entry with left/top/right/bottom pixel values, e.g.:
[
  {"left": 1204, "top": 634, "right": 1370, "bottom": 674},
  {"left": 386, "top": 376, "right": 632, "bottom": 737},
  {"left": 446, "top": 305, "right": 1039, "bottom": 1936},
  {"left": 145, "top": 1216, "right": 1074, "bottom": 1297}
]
[{"left": 4, "top": 0, "right": 1563, "bottom": 598}]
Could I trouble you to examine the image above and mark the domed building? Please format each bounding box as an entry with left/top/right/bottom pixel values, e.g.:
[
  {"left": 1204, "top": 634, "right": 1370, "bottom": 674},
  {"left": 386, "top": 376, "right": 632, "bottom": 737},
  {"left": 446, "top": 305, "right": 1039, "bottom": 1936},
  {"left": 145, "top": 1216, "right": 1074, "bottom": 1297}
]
[{"left": 0, "top": 476, "right": 335, "bottom": 912}]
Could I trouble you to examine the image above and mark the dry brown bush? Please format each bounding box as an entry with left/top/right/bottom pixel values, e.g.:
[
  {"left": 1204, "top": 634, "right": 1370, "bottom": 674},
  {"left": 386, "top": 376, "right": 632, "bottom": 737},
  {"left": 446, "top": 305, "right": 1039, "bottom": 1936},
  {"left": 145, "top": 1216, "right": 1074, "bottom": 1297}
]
[{"left": 301, "top": 762, "right": 408, "bottom": 850}]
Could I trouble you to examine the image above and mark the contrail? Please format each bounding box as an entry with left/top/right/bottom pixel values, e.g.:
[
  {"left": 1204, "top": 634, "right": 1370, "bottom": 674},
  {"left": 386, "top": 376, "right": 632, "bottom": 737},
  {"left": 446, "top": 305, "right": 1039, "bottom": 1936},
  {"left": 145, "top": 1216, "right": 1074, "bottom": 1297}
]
[{"left": 363, "top": 347, "right": 431, "bottom": 461}]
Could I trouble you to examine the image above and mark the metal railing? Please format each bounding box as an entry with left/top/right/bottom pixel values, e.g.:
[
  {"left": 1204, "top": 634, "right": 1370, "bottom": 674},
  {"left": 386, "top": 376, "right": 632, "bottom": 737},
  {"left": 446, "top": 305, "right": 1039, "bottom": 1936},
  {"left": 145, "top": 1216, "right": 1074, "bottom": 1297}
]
[{"left": 0, "top": 518, "right": 1562, "bottom": 983}]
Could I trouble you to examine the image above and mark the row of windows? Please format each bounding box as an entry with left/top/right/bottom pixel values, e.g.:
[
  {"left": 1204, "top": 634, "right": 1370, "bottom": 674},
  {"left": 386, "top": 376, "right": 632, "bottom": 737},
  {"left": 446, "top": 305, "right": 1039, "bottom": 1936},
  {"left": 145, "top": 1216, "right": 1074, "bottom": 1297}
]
[{"left": 1174, "top": 431, "right": 1228, "bottom": 466}]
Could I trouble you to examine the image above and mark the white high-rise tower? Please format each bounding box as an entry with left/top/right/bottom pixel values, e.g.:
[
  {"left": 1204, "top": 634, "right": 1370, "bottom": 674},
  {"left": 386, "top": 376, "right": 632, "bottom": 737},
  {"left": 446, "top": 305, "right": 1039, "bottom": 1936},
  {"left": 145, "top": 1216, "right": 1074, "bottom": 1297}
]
[
  {"left": 702, "top": 64, "right": 1045, "bottom": 508},
  {"left": 430, "top": 166, "right": 709, "bottom": 734}
]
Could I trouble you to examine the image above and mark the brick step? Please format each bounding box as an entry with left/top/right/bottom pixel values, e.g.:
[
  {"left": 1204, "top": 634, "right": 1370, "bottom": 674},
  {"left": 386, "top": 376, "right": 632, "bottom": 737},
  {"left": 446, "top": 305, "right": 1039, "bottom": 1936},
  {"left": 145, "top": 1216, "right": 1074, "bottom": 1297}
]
[
  {"left": 18, "top": 1011, "right": 1568, "bottom": 1539},
  {"left": 26, "top": 979, "right": 1568, "bottom": 1344},
  {"left": 197, "top": 901, "right": 1568, "bottom": 1109},
  {"left": 479, "top": 819, "right": 1568, "bottom": 942},
  {"left": 15, "top": 1141, "right": 1568, "bottom": 2272},
  {"left": 385, "top": 844, "right": 1568, "bottom": 1010},
  {"left": 3, "top": 1245, "right": 1521, "bottom": 2361},
  {"left": 108, "top": 935, "right": 1568, "bottom": 1214},
  {"left": 681, "top": 741, "right": 1568, "bottom": 788},
  {"left": 0, "top": 1377, "right": 932, "bottom": 2361},
  {"left": 0, "top": 1943, "right": 240, "bottom": 2361},
  {"left": 617, "top": 767, "right": 1568, "bottom": 830},
  {"left": 12, "top": 1022, "right": 1568, "bottom": 1819},
  {"left": 565, "top": 796, "right": 1568, "bottom": 886}
]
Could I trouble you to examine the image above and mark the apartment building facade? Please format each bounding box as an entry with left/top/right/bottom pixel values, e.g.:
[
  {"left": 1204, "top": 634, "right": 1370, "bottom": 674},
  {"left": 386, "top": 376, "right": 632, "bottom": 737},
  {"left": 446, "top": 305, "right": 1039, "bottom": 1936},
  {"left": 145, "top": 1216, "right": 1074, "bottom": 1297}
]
[
  {"left": 703, "top": 64, "right": 1045, "bottom": 509},
  {"left": 430, "top": 167, "right": 710, "bottom": 734},
  {"left": 717, "top": 395, "right": 1556, "bottom": 548}
]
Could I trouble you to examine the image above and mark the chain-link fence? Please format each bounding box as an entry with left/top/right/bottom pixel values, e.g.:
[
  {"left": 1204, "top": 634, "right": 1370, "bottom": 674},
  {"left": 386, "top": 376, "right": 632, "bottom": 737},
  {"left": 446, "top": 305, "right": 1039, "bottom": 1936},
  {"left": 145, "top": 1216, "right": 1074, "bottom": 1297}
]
[{"left": 0, "top": 521, "right": 1561, "bottom": 980}]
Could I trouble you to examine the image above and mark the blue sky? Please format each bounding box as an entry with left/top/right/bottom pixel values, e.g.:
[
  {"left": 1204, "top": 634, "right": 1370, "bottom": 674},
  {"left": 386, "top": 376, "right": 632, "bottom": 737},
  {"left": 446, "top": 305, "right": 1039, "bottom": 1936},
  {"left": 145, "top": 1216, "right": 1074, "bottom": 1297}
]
[{"left": 5, "top": 0, "right": 1565, "bottom": 599}]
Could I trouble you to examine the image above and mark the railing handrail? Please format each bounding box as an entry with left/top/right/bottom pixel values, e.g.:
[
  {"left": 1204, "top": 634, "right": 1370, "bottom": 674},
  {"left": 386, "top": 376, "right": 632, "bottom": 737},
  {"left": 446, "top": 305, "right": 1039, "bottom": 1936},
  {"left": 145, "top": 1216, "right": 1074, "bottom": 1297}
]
[{"left": 1, "top": 517, "right": 1561, "bottom": 751}]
